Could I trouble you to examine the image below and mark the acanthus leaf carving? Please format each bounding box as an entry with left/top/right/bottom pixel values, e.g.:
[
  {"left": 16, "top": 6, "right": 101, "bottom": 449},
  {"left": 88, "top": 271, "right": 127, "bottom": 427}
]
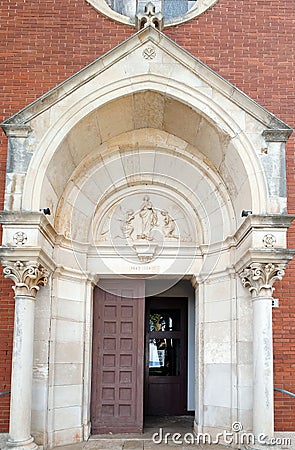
[
  {"left": 3, "top": 260, "right": 49, "bottom": 297},
  {"left": 240, "top": 262, "right": 285, "bottom": 298}
]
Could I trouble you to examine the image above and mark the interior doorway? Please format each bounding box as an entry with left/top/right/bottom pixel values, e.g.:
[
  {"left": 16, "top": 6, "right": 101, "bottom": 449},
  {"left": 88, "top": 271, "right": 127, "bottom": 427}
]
[{"left": 145, "top": 297, "right": 188, "bottom": 416}]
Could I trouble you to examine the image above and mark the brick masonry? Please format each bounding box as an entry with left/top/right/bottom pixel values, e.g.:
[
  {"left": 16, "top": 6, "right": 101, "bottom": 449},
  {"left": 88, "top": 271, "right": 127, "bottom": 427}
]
[{"left": 0, "top": 0, "right": 294, "bottom": 432}]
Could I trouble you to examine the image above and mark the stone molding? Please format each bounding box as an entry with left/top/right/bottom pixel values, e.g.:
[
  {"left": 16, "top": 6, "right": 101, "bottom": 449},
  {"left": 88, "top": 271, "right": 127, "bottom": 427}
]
[
  {"left": 1, "top": 124, "right": 32, "bottom": 138},
  {"left": 239, "top": 262, "right": 286, "bottom": 298},
  {"left": 3, "top": 260, "right": 49, "bottom": 297},
  {"left": 262, "top": 129, "right": 293, "bottom": 143}
]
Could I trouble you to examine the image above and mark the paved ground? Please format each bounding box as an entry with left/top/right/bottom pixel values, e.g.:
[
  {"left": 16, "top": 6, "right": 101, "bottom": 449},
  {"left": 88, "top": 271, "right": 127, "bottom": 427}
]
[
  {"left": 0, "top": 417, "right": 294, "bottom": 450},
  {"left": 63, "top": 442, "right": 224, "bottom": 450},
  {"left": 0, "top": 417, "right": 224, "bottom": 449},
  {"left": 86, "top": 416, "right": 217, "bottom": 449}
]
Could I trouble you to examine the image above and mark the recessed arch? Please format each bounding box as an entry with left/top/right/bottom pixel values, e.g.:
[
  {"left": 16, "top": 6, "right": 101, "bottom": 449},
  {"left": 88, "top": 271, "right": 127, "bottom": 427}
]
[
  {"left": 23, "top": 84, "right": 267, "bottom": 225},
  {"left": 53, "top": 137, "right": 236, "bottom": 247}
]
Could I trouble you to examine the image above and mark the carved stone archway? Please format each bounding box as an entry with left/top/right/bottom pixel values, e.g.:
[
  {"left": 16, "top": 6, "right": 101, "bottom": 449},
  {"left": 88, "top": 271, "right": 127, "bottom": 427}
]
[{"left": 0, "top": 26, "right": 294, "bottom": 449}]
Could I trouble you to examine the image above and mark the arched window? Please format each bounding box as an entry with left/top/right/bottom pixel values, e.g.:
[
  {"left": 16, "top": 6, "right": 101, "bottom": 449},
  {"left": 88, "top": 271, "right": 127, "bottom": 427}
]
[
  {"left": 87, "top": 0, "right": 217, "bottom": 27},
  {"left": 105, "top": 0, "right": 197, "bottom": 20}
]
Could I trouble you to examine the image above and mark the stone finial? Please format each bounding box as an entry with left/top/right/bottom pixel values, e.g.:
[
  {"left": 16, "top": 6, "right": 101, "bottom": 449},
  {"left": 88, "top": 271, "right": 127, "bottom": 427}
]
[
  {"left": 3, "top": 260, "right": 49, "bottom": 297},
  {"left": 239, "top": 262, "right": 285, "bottom": 298},
  {"left": 136, "top": 2, "right": 164, "bottom": 30}
]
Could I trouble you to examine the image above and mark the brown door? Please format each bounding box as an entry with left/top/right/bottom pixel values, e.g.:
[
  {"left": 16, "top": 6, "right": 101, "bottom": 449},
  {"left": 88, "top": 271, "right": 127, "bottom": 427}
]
[
  {"left": 91, "top": 279, "right": 145, "bottom": 434},
  {"left": 145, "top": 297, "right": 188, "bottom": 416}
]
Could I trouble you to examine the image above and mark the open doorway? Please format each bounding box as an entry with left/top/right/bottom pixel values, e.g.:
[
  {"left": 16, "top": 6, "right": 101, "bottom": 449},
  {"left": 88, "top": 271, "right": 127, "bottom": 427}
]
[
  {"left": 145, "top": 297, "right": 188, "bottom": 415},
  {"left": 144, "top": 279, "right": 195, "bottom": 420}
]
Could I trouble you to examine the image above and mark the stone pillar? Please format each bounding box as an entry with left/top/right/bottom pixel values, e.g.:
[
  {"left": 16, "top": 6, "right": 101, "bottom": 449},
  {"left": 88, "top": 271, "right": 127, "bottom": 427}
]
[
  {"left": 240, "top": 262, "right": 285, "bottom": 438},
  {"left": 191, "top": 275, "right": 204, "bottom": 434},
  {"left": 3, "top": 260, "right": 49, "bottom": 450}
]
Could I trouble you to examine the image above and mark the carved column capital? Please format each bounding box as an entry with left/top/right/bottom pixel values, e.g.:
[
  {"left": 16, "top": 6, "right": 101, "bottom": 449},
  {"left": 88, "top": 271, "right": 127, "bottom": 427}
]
[
  {"left": 3, "top": 260, "right": 49, "bottom": 297},
  {"left": 239, "top": 262, "right": 285, "bottom": 298}
]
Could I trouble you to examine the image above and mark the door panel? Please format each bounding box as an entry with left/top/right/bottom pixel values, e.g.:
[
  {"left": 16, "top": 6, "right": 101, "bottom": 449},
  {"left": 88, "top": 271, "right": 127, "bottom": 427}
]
[
  {"left": 91, "top": 279, "right": 145, "bottom": 434},
  {"left": 145, "top": 297, "right": 188, "bottom": 416}
]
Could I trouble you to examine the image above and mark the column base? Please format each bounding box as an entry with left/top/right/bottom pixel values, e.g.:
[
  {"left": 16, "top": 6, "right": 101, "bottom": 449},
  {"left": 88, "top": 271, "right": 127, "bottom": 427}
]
[{"left": 7, "top": 436, "right": 38, "bottom": 450}]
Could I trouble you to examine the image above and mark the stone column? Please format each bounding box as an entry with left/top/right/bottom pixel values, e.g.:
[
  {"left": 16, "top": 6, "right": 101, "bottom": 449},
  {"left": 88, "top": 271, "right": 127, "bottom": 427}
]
[
  {"left": 240, "top": 262, "right": 285, "bottom": 438},
  {"left": 3, "top": 260, "right": 49, "bottom": 450}
]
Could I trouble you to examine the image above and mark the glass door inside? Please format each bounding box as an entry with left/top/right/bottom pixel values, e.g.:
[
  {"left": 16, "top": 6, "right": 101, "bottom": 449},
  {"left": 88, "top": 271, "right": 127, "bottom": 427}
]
[{"left": 145, "top": 297, "right": 188, "bottom": 416}]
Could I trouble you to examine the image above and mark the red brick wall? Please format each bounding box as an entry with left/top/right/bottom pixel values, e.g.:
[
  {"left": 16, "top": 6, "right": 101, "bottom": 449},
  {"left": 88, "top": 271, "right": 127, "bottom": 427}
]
[
  {"left": 0, "top": 277, "right": 14, "bottom": 432},
  {"left": 0, "top": 0, "right": 133, "bottom": 433},
  {"left": 1, "top": 0, "right": 294, "bottom": 432},
  {"left": 274, "top": 270, "right": 295, "bottom": 432}
]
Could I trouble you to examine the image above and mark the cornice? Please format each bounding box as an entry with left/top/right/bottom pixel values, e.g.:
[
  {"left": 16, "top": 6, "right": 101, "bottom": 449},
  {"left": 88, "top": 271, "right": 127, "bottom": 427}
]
[
  {"left": 234, "top": 214, "right": 295, "bottom": 247},
  {"left": 0, "top": 246, "right": 56, "bottom": 273},
  {"left": 0, "top": 211, "right": 57, "bottom": 247},
  {"left": 234, "top": 248, "right": 295, "bottom": 274},
  {"left": 1, "top": 124, "right": 32, "bottom": 138},
  {"left": 262, "top": 129, "right": 293, "bottom": 143}
]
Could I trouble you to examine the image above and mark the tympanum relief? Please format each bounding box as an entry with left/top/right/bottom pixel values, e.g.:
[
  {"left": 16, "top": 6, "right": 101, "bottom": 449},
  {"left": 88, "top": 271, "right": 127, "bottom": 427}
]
[{"left": 96, "top": 193, "right": 195, "bottom": 262}]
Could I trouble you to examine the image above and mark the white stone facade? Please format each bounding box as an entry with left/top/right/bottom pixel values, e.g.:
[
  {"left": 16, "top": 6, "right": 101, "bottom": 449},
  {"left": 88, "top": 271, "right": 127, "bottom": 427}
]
[{"left": 0, "top": 27, "right": 294, "bottom": 449}]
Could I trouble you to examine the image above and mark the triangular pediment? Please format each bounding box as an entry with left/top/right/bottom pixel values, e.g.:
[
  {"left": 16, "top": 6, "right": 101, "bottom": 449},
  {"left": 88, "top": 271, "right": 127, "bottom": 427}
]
[{"left": 1, "top": 26, "right": 292, "bottom": 138}]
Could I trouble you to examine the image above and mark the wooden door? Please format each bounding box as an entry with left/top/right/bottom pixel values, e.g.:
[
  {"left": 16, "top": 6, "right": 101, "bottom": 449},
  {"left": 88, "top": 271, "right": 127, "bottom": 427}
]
[
  {"left": 145, "top": 297, "right": 188, "bottom": 416},
  {"left": 91, "top": 279, "right": 145, "bottom": 434}
]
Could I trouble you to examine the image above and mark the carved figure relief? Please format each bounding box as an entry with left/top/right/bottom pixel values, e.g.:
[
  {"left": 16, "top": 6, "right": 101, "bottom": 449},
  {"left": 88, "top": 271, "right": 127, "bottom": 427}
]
[
  {"left": 102, "top": 195, "right": 184, "bottom": 243},
  {"left": 161, "top": 210, "right": 177, "bottom": 238},
  {"left": 96, "top": 193, "right": 194, "bottom": 245},
  {"left": 94, "top": 192, "right": 196, "bottom": 263},
  {"left": 120, "top": 210, "right": 135, "bottom": 239},
  {"left": 138, "top": 195, "right": 158, "bottom": 239}
]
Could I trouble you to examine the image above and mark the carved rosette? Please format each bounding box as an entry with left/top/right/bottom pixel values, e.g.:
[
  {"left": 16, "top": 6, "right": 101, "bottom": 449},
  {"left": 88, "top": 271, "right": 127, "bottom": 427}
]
[
  {"left": 3, "top": 260, "right": 49, "bottom": 297},
  {"left": 240, "top": 262, "right": 286, "bottom": 298}
]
